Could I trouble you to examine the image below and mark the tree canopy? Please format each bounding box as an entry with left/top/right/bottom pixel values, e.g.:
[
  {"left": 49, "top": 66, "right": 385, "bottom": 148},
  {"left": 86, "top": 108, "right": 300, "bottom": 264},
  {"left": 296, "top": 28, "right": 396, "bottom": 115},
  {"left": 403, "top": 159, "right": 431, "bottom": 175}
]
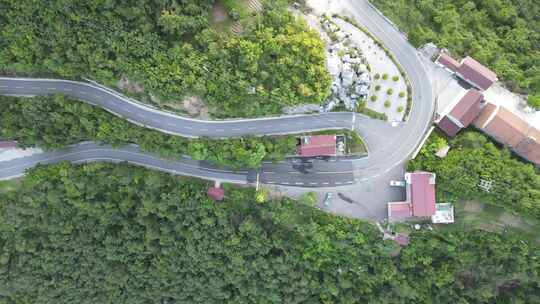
[
  {"left": 371, "top": 0, "right": 540, "bottom": 96},
  {"left": 0, "top": 0, "right": 331, "bottom": 117},
  {"left": 0, "top": 162, "right": 539, "bottom": 303},
  {"left": 408, "top": 131, "right": 540, "bottom": 219}
]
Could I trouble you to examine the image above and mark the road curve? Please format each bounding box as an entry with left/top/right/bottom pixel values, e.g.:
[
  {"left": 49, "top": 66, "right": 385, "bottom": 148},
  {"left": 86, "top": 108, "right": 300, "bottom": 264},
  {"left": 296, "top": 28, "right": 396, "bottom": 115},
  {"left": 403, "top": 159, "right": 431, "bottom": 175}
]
[
  {"left": 338, "top": 0, "right": 435, "bottom": 181},
  {"left": 0, "top": 0, "right": 435, "bottom": 188},
  {"left": 0, "top": 78, "right": 354, "bottom": 138}
]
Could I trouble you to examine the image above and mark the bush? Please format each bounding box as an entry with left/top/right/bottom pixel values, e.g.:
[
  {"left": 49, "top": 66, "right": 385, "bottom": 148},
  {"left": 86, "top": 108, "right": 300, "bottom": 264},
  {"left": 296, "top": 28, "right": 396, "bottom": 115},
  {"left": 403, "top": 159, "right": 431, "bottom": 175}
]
[
  {"left": 387, "top": 88, "right": 393, "bottom": 95},
  {"left": 382, "top": 73, "right": 389, "bottom": 80},
  {"left": 374, "top": 73, "right": 381, "bottom": 80},
  {"left": 528, "top": 95, "right": 540, "bottom": 110},
  {"left": 392, "top": 75, "right": 399, "bottom": 81},
  {"left": 370, "top": 95, "right": 378, "bottom": 102},
  {"left": 397, "top": 105, "right": 404, "bottom": 112},
  {"left": 375, "top": 85, "right": 381, "bottom": 91},
  {"left": 399, "top": 91, "right": 405, "bottom": 98},
  {"left": 384, "top": 100, "right": 391, "bottom": 108}
]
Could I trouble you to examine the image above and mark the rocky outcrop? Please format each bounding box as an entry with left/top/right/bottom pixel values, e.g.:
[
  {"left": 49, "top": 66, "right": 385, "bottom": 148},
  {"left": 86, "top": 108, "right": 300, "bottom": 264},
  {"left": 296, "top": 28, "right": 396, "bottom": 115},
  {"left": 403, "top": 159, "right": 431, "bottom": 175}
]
[{"left": 320, "top": 17, "right": 371, "bottom": 112}]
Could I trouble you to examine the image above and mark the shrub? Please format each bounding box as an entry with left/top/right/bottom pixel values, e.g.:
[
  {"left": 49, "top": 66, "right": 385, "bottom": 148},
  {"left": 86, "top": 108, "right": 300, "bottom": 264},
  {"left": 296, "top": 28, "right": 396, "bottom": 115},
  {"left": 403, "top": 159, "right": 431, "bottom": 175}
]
[
  {"left": 370, "top": 95, "right": 378, "bottom": 102},
  {"left": 374, "top": 73, "right": 381, "bottom": 80},
  {"left": 397, "top": 106, "right": 404, "bottom": 112},
  {"left": 375, "top": 85, "right": 381, "bottom": 91},
  {"left": 528, "top": 95, "right": 540, "bottom": 110},
  {"left": 386, "top": 88, "right": 393, "bottom": 95},
  {"left": 392, "top": 75, "right": 399, "bottom": 81},
  {"left": 384, "top": 100, "right": 391, "bottom": 108},
  {"left": 399, "top": 92, "right": 405, "bottom": 98},
  {"left": 382, "top": 73, "right": 389, "bottom": 80}
]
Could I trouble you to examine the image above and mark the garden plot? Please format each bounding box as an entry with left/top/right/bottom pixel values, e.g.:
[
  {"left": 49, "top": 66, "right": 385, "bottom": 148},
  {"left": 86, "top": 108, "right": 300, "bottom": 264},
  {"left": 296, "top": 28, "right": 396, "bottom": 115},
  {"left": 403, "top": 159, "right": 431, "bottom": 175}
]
[{"left": 333, "top": 18, "right": 408, "bottom": 122}]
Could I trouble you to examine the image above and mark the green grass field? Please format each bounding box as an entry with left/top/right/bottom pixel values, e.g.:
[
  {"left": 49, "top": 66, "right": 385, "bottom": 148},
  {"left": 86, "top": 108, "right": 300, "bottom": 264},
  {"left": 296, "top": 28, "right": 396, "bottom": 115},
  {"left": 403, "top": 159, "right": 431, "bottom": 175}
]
[{"left": 438, "top": 200, "right": 540, "bottom": 243}]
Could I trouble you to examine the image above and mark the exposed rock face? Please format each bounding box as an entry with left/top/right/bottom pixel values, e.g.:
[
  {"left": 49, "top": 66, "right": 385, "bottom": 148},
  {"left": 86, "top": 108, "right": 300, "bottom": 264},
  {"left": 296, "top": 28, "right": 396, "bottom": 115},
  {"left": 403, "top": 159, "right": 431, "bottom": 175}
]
[{"left": 320, "top": 17, "right": 371, "bottom": 112}]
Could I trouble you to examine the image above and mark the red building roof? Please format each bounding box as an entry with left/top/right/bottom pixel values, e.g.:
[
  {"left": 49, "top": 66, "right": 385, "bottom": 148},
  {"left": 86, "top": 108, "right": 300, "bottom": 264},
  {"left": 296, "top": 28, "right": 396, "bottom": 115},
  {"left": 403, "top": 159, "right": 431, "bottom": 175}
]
[
  {"left": 208, "top": 187, "right": 225, "bottom": 201},
  {"left": 409, "top": 172, "right": 436, "bottom": 217},
  {"left": 298, "top": 135, "right": 336, "bottom": 157},
  {"left": 0, "top": 141, "right": 17, "bottom": 149},
  {"left": 438, "top": 89, "right": 484, "bottom": 137},
  {"left": 437, "top": 116, "right": 462, "bottom": 137},
  {"left": 437, "top": 52, "right": 461, "bottom": 72},
  {"left": 388, "top": 202, "right": 412, "bottom": 219},
  {"left": 458, "top": 57, "right": 498, "bottom": 91}
]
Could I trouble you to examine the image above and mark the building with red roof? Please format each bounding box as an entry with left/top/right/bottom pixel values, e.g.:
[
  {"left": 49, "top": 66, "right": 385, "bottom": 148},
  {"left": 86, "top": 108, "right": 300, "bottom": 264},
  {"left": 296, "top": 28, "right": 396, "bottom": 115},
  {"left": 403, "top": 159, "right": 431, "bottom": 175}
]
[
  {"left": 436, "top": 52, "right": 461, "bottom": 73},
  {"left": 436, "top": 52, "right": 498, "bottom": 91},
  {"left": 437, "top": 88, "right": 484, "bottom": 137},
  {"left": 387, "top": 171, "right": 445, "bottom": 222},
  {"left": 407, "top": 171, "right": 436, "bottom": 217},
  {"left": 458, "top": 57, "right": 498, "bottom": 91},
  {"left": 0, "top": 141, "right": 17, "bottom": 149},
  {"left": 208, "top": 186, "right": 225, "bottom": 201},
  {"left": 297, "top": 135, "right": 337, "bottom": 157}
]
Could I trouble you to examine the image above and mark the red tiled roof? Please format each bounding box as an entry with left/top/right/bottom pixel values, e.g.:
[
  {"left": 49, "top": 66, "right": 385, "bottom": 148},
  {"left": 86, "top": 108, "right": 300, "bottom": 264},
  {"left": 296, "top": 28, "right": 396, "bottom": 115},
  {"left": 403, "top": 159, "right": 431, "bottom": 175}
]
[
  {"left": 458, "top": 57, "right": 498, "bottom": 90},
  {"left": 449, "top": 89, "right": 484, "bottom": 126},
  {"left": 410, "top": 172, "right": 436, "bottom": 217},
  {"left": 437, "top": 116, "right": 461, "bottom": 137},
  {"left": 298, "top": 135, "right": 336, "bottom": 157},
  {"left": 208, "top": 187, "right": 225, "bottom": 201},
  {"left": 437, "top": 52, "right": 461, "bottom": 72},
  {"left": 476, "top": 105, "right": 540, "bottom": 166},
  {"left": 515, "top": 128, "right": 540, "bottom": 166},
  {"left": 0, "top": 141, "right": 17, "bottom": 149},
  {"left": 388, "top": 202, "right": 412, "bottom": 219}
]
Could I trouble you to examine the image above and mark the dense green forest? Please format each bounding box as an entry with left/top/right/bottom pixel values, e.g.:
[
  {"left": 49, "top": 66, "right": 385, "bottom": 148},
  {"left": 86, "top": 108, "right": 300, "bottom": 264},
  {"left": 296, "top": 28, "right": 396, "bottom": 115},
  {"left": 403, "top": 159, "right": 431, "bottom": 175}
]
[
  {"left": 408, "top": 131, "right": 540, "bottom": 219},
  {"left": 371, "top": 0, "right": 540, "bottom": 99},
  {"left": 0, "top": 0, "right": 331, "bottom": 117},
  {"left": 0, "top": 163, "right": 539, "bottom": 303},
  {"left": 0, "top": 94, "right": 297, "bottom": 169}
]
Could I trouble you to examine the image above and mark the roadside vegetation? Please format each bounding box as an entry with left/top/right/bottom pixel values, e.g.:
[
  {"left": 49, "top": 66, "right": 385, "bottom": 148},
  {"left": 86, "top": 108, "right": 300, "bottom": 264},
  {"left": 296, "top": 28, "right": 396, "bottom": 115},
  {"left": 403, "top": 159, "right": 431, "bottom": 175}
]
[
  {"left": 0, "top": 95, "right": 365, "bottom": 169},
  {"left": 371, "top": 0, "right": 540, "bottom": 99},
  {"left": 408, "top": 131, "right": 540, "bottom": 219},
  {"left": 0, "top": 162, "right": 538, "bottom": 303},
  {"left": 0, "top": 0, "right": 331, "bottom": 118},
  {"left": 0, "top": 94, "right": 298, "bottom": 169}
]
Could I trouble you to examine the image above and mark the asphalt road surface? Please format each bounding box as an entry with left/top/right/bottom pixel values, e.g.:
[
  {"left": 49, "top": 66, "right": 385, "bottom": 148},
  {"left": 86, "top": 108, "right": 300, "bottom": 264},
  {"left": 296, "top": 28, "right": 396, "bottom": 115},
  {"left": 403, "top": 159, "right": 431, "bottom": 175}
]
[
  {"left": 0, "top": 0, "right": 434, "bottom": 189},
  {"left": 0, "top": 78, "right": 354, "bottom": 138}
]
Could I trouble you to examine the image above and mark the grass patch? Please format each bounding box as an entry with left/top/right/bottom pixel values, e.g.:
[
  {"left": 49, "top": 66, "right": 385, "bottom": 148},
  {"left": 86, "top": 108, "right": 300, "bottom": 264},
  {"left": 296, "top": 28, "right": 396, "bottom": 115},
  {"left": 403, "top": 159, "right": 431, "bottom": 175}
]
[{"left": 437, "top": 200, "right": 540, "bottom": 243}]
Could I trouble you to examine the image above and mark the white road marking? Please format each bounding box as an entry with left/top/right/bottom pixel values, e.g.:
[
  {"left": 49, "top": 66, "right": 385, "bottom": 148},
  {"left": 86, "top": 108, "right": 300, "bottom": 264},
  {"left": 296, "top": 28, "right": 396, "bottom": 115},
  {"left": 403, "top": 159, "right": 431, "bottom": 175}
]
[
  {"left": 15, "top": 86, "right": 23, "bottom": 89},
  {"left": 64, "top": 88, "right": 73, "bottom": 92},
  {"left": 0, "top": 86, "right": 8, "bottom": 88},
  {"left": 282, "top": 182, "right": 290, "bottom": 185},
  {"left": 295, "top": 182, "right": 303, "bottom": 185},
  {"left": 46, "top": 87, "right": 56, "bottom": 90},
  {"left": 310, "top": 182, "right": 318, "bottom": 185},
  {"left": 335, "top": 182, "right": 343, "bottom": 185},
  {"left": 322, "top": 182, "right": 330, "bottom": 185}
]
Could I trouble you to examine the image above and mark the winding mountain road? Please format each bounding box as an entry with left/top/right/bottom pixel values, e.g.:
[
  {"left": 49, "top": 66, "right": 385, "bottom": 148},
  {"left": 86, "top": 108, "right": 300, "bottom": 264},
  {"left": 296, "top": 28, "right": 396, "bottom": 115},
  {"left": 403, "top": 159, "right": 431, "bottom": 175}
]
[{"left": 0, "top": 0, "right": 434, "bottom": 188}]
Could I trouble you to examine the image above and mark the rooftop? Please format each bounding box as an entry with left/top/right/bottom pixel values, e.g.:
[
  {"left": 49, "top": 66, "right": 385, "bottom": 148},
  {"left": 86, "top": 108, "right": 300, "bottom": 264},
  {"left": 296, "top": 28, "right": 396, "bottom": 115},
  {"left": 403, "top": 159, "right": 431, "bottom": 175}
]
[
  {"left": 436, "top": 52, "right": 461, "bottom": 72},
  {"left": 298, "top": 135, "right": 337, "bottom": 157},
  {"left": 208, "top": 187, "right": 225, "bottom": 201},
  {"left": 475, "top": 104, "right": 540, "bottom": 166},
  {"left": 458, "top": 56, "right": 498, "bottom": 91},
  {"left": 408, "top": 172, "right": 436, "bottom": 217}
]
